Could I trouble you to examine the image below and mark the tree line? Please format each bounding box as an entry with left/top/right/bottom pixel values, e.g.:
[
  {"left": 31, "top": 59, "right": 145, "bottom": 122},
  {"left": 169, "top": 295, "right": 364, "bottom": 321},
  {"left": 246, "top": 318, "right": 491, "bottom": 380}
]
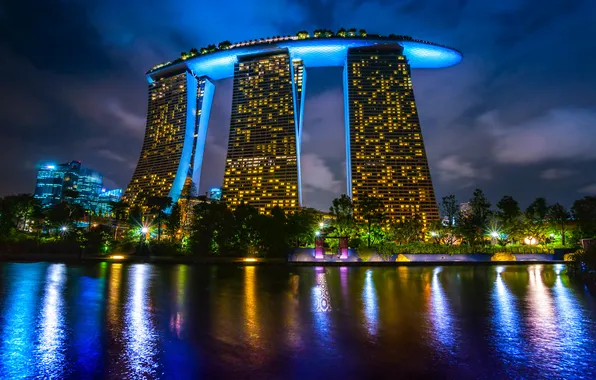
[{"left": 2, "top": 189, "right": 596, "bottom": 257}]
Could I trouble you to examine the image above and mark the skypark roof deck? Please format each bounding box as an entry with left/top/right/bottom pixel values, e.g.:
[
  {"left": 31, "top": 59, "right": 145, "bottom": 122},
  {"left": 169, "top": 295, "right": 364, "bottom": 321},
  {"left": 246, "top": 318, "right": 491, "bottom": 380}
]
[{"left": 146, "top": 36, "right": 462, "bottom": 82}]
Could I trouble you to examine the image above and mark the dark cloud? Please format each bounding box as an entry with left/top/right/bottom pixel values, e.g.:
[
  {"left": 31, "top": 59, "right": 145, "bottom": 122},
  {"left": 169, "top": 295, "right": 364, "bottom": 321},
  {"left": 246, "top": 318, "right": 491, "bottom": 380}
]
[{"left": 1, "top": 0, "right": 595, "bottom": 210}]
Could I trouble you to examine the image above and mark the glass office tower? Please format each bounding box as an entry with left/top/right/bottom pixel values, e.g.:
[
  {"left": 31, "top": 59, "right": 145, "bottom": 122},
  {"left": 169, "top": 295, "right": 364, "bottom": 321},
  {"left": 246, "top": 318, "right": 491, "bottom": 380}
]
[
  {"left": 344, "top": 45, "right": 439, "bottom": 226},
  {"left": 222, "top": 50, "right": 304, "bottom": 214}
]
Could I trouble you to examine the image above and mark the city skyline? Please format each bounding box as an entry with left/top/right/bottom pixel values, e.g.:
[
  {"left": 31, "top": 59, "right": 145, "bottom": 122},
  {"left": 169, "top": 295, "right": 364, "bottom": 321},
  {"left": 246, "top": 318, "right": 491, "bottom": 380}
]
[{"left": 2, "top": 1, "right": 596, "bottom": 210}]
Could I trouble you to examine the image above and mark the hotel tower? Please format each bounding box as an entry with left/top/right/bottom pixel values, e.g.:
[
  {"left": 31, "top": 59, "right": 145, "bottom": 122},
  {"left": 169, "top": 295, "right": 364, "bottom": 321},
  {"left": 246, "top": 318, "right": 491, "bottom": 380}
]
[
  {"left": 344, "top": 45, "right": 439, "bottom": 224},
  {"left": 222, "top": 50, "right": 304, "bottom": 214}
]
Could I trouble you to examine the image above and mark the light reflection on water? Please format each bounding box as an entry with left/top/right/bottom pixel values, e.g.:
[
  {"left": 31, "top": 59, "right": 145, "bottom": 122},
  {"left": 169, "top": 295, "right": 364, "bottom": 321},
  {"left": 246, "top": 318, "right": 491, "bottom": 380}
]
[
  {"left": 0, "top": 263, "right": 44, "bottom": 379},
  {"left": 0, "top": 263, "right": 594, "bottom": 378},
  {"left": 429, "top": 267, "right": 456, "bottom": 353},
  {"left": 35, "top": 264, "right": 67, "bottom": 378},
  {"left": 362, "top": 269, "right": 378, "bottom": 337},
  {"left": 491, "top": 267, "right": 525, "bottom": 366},
  {"left": 123, "top": 264, "right": 159, "bottom": 378}
]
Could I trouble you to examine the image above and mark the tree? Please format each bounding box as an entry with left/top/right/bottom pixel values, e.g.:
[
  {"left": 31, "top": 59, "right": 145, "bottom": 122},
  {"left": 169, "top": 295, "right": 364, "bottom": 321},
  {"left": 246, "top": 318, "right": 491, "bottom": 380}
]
[
  {"left": 46, "top": 202, "right": 85, "bottom": 231},
  {"left": 359, "top": 29, "right": 367, "bottom": 37},
  {"left": 456, "top": 189, "right": 491, "bottom": 246},
  {"left": 523, "top": 197, "right": 549, "bottom": 244},
  {"left": 0, "top": 194, "right": 43, "bottom": 237},
  {"left": 145, "top": 196, "right": 172, "bottom": 242},
  {"left": 286, "top": 207, "right": 319, "bottom": 247},
  {"left": 109, "top": 200, "right": 129, "bottom": 240},
  {"left": 218, "top": 40, "right": 232, "bottom": 50},
  {"left": 337, "top": 28, "right": 347, "bottom": 37},
  {"left": 548, "top": 203, "right": 570, "bottom": 246},
  {"left": 572, "top": 196, "right": 596, "bottom": 239},
  {"left": 296, "top": 30, "right": 309, "bottom": 39},
  {"left": 166, "top": 202, "right": 182, "bottom": 243},
  {"left": 526, "top": 197, "right": 548, "bottom": 220},
  {"left": 496, "top": 195, "right": 521, "bottom": 240},
  {"left": 358, "top": 195, "right": 385, "bottom": 248},
  {"left": 329, "top": 194, "right": 355, "bottom": 236},
  {"left": 391, "top": 217, "right": 422, "bottom": 244},
  {"left": 440, "top": 195, "right": 458, "bottom": 227},
  {"left": 347, "top": 28, "right": 357, "bottom": 36}
]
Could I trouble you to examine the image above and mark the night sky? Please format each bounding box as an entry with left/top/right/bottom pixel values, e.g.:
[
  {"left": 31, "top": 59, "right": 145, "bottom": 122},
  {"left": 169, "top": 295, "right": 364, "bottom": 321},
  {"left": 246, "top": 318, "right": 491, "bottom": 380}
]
[{"left": 1, "top": 0, "right": 595, "bottom": 211}]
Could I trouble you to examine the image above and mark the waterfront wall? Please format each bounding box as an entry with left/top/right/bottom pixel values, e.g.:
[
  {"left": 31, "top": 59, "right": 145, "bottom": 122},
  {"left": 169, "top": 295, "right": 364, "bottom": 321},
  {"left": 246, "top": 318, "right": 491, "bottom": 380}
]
[{"left": 289, "top": 249, "right": 559, "bottom": 263}]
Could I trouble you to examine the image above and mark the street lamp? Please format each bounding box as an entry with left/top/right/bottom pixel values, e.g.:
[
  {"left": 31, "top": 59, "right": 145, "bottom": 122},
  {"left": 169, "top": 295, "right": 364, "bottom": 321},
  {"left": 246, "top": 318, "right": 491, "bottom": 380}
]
[
  {"left": 61, "top": 226, "right": 68, "bottom": 232},
  {"left": 315, "top": 231, "right": 320, "bottom": 237},
  {"left": 141, "top": 227, "right": 149, "bottom": 234},
  {"left": 490, "top": 231, "right": 499, "bottom": 239},
  {"left": 319, "top": 222, "right": 325, "bottom": 229},
  {"left": 430, "top": 231, "right": 438, "bottom": 238}
]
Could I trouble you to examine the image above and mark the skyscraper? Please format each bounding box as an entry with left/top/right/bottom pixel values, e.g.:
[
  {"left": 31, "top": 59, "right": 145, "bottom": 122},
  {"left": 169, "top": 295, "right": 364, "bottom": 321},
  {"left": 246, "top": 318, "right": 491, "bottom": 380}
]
[
  {"left": 34, "top": 160, "right": 103, "bottom": 211},
  {"left": 222, "top": 50, "right": 304, "bottom": 214},
  {"left": 123, "top": 69, "right": 215, "bottom": 207},
  {"left": 344, "top": 45, "right": 439, "bottom": 226},
  {"left": 34, "top": 164, "right": 66, "bottom": 207}
]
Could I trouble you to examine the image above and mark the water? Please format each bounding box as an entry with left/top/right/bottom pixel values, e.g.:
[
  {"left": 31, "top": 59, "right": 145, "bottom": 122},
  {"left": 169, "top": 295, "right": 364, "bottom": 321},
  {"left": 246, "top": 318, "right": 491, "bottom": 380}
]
[{"left": 0, "top": 263, "right": 595, "bottom": 379}]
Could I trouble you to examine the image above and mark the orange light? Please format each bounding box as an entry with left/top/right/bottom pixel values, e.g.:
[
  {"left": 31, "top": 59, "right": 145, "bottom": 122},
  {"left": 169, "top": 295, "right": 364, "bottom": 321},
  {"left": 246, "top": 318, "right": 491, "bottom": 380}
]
[
  {"left": 110, "top": 255, "right": 125, "bottom": 260},
  {"left": 244, "top": 258, "right": 257, "bottom": 262}
]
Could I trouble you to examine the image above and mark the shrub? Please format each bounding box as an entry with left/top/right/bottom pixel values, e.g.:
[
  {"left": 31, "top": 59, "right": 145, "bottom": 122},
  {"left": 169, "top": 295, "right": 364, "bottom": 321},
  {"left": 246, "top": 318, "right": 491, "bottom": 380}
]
[
  {"left": 396, "top": 254, "right": 410, "bottom": 262},
  {"left": 491, "top": 252, "right": 516, "bottom": 261}
]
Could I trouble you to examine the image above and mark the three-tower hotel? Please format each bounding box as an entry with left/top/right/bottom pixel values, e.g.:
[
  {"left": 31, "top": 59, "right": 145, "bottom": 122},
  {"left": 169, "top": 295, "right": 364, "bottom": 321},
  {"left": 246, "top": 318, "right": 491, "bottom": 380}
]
[{"left": 124, "top": 30, "right": 462, "bottom": 223}]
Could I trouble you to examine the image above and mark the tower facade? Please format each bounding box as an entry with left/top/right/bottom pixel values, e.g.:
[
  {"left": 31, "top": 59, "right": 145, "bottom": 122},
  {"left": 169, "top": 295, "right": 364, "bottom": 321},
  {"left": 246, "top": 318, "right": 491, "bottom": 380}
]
[
  {"left": 124, "top": 70, "right": 214, "bottom": 206},
  {"left": 222, "top": 50, "right": 304, "bottom": 214},
  {"left": 344, "top": 45, "right": 439, "bottom": 225}
]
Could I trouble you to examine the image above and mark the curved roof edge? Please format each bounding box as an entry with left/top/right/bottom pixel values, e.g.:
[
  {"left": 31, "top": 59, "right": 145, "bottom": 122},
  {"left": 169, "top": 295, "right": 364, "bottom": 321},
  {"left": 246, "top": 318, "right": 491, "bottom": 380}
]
[{"left": 146, "top": 36, "right": 462, "bottom": 83}]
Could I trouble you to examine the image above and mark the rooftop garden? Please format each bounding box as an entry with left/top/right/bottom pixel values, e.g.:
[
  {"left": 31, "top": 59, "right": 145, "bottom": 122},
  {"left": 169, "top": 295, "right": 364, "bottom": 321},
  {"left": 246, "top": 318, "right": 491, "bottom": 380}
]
[{"left": 148, "top": 29, "right": 456, "bottom": 73}]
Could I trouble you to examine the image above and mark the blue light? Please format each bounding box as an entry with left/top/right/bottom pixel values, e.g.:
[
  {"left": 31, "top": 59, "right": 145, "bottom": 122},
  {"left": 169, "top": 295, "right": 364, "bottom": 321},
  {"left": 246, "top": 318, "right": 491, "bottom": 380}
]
[
  {"left": 192, "top": 78, "right": 216, "bottom": 193},
  {"left": 0, "top": 263, "right": 44, "bottom": 379},
  {"left": 342, "top": 63, "right": 352, "bottom": 198},
  {"left": 148, "top": 38, "right": 462, "bottom": 82},
  {"left": 45, "top": 165, "right": 56, "bottom": 170},
  {"left": 168, "top": 72, "right": 199, "bottom": 204}
]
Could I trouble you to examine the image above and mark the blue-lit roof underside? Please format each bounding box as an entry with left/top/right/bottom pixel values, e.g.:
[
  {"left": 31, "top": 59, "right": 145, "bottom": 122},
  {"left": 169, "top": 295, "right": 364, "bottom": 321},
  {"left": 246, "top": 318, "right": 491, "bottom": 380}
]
[{"left": 147, "top": 39, "right": 462, "bottom": 82}]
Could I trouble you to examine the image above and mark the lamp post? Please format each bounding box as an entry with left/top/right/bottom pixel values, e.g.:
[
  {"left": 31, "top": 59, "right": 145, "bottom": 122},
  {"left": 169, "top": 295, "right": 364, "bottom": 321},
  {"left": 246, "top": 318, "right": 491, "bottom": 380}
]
[{"left": 139, "top": 226, "right": 149, "bottom": 254}]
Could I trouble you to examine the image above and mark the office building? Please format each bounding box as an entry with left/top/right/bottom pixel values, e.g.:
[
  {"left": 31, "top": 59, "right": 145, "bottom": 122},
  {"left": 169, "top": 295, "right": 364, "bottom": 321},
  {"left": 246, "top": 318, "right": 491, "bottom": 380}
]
[
  {"left": 208, "top": 187, "right": 222, "bottom": 201},
  {"left": 96, "top": 188, "right": 124, "bottom": 216},
  {"left": 34, "top": 160, "right": 104, "bottom": 212}
]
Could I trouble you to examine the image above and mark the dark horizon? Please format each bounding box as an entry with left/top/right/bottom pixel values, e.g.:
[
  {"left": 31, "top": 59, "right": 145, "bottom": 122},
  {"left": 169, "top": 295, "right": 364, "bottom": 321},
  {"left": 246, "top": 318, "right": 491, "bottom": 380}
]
[{"left": 1, "top": 0, "right": 595, "bottom": 210}]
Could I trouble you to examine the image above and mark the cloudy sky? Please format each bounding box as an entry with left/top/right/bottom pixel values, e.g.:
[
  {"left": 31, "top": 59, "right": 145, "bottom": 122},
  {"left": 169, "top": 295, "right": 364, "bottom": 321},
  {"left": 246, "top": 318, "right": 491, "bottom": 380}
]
[{"left": 1, "top": 0, "right": 595, "bottom": 210}]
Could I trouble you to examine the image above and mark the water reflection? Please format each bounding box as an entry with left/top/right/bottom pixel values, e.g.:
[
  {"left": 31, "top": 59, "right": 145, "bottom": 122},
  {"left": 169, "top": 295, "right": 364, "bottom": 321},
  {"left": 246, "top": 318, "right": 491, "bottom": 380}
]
[
  {"left": 0, "top": 264, "right": 44, "bottom": 379},
  {"left": 551, "top": 265, "right": 592, "bottom": 374},
  {"left": 74, "top": 269, "right": 106, "bottom": 376},
  {"left": 491, "top": 267, "right": 525, "bottom": 365},
  {"left": 170, "top": 265, "right": 188, "bottom": 338},
  {"left": 362, "top": 269, "right": 378, "bottom": 337},
  {"left": 429, "top": 267, "right": 456, "bottom": 352},
  {"left": 108, "top": 263, "right": 123, "bottom": 328},
  {"left": 123, "top": 264, "right": 159, "bottom": 377},
  {"left": 0, "top": 263, "right": 594, "bottom": 378},
  {"left": 314, "top": 268, "right": 331, "bottom": 312},
  {"left": 312, "top": 268, "right": 333, "bottom": 349},
  {"left": 284, "top": 274, "right": 302, "bottom": 349},
  {"left": 35, "top": 264, "right": 67, "bottom": 378},
  {"left": 244, "top": 266, "right": 260, "bottom": 348},
  {"left": 526, "top": 265, "right": 559, "bottom": 367}
]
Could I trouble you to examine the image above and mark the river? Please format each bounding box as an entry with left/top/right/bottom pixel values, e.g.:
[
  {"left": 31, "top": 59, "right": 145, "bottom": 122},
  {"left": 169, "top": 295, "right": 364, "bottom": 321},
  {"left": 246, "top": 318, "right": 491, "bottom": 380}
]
[{"left": 0, "top": 263, "right": 594, "bottom": 379}]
